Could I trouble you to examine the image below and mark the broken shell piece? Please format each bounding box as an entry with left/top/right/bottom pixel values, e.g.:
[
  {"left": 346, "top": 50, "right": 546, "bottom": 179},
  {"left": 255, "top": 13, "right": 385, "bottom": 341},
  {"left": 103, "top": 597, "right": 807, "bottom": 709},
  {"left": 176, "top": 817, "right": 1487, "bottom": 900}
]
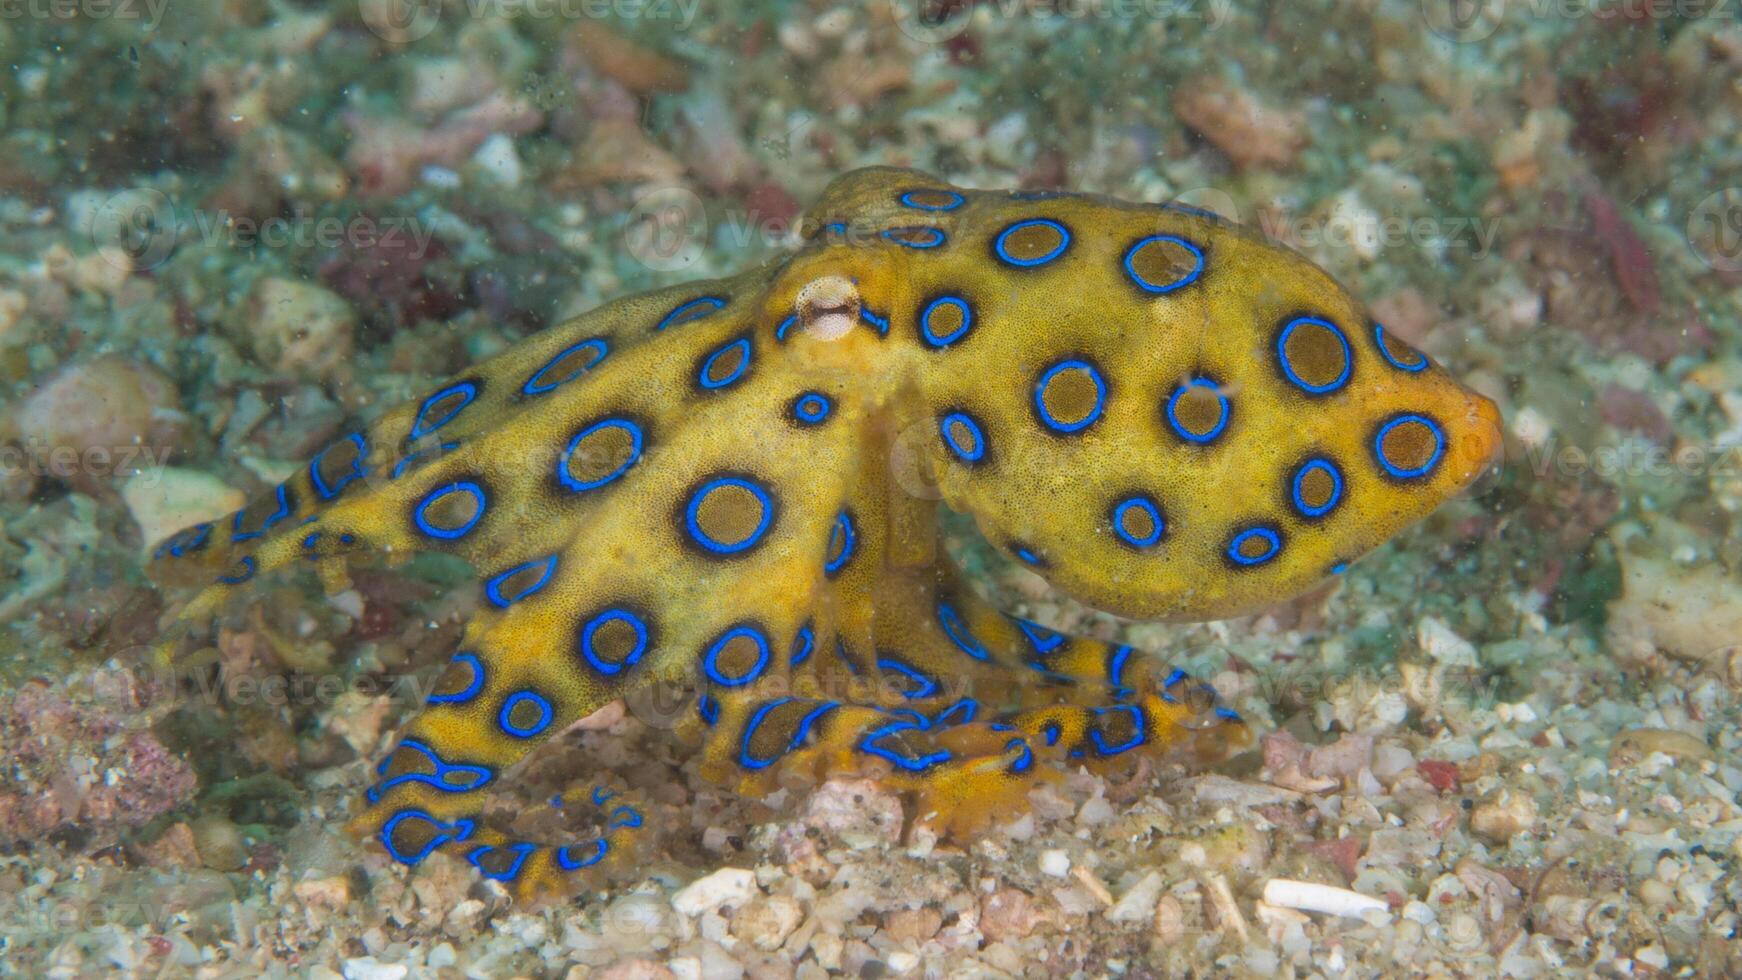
[{"left": 1261, "top": 878, "right": 1389, "bottom": 919}]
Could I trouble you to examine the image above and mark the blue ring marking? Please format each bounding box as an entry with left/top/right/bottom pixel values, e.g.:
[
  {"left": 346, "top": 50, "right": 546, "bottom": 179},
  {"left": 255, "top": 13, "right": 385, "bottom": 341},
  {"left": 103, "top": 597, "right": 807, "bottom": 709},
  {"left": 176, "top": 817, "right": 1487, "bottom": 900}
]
[
  {"left": 793, "top": 391, "right": 832, "bottom": 425},
  {"left": 524, "top": 338, "right": 609, "bottom": 395},
  {"left": 882, "top": 226, "right": 946, "bottom": 249},
  {"left": 877, "top": 657, "right": 940, "bottom": 700},
  {"left": 1091, "top": 704, "right": 1147, "bottom": 756},
  {"left": 939, "top": 410, "right": 986, "bottom": 463},
  {"left": 1276, "top": 316, "right": 1353, "bottom": 394},
  {"left": 392, "top": 440, "right": 459, "bottom": 480},
  {"left": 1122, "top": 234, "right": 1206, "bottom": 294},
  {"left": 302, "top": 532, "right": 321, "bottom": 552},
  {"left": 702, "top": 625, "right": 772, "bottom": 688},
  {"left": 899, "top": 189, "right": 964, "bottom": 211},
  {"left": 1290, "top": 457, "right": 1344, "bottom": 519},
  {"left": 698, "top": 337, "right": 753, "bottom": 390},
  {"left": 1015, "top": 545, "right": 1043, "bottom": 566},
  {"left": 466, "top": 842, "right": 536, "bottom": 882},
  {"left": 556, "top": 839, "right": 609, "bottom": 871},
  {"left": 859, "top": 717, "right": 952, "bottom": 772},
  {"left": 309, "top": 433, "right": 367, "bottom": 500},
  {"left": 835, "top": 638, "right": 863, "bottom": 674},
  {"left": 1042, "top": 722, "right": 1062, "bottom": 746},
  {"left": 485, "top": 555, "right": 558, "bottom": 608},
  {"left": 919, "top": 296, "right": 973, "bottom": 348},
  {"left": 655, "top": 295, "right": 727, "bottom": 331},
  {"left": 231, "top": 484, "right": 292, "bottom": 543},
  {"left": 558, "top": 418, "right": 644, "bottom": 493},
  {"left": 1033, "top": 358, "right": 1107, "bottom": 434},
  {"left": 578, "top": 607, "right": 650, "bottom": 678},
  {"left": 1012, "top": 617, "right": 1064, "bottom": 656},
  {"left": 1374, "top": 413, "right": 1446, "bottom": 480},
  {"left": 697, "top": 694, "right": 721, "bottom": 726},
  {"left": 1160, "top": 201, "right": 1225, "bottom": 221},
  {"left": 217, "top": 556, "right": 256, "bottom": 585},
  {"left": 775, "top": 313, "right": 799, "bottom": 341},
  {"left": 591, "top": 786, "right": 614, "bottom": 805},
  {"left": 1215, "top": 706, "right": 1243, "bottom": 722},
  {"left": 1227, "top": 526, "right": 1283, "bottom": 566},
  {"left": 822, "top": 221, "right": 847, "bottom": 236},
  {"left": 934, "top": 698, "right": 979, "bottom": 727},
  {"left": 1164, "top": 377, "right": 1230, "bottom": 444},
  {"left": 789, "top": 623, "right": 814, "bottom": 667},
  {"left": 1025, "top": 661, "right": 1078, "bottom": 686},
  {"left": 1006, "top": 737, "right": 1035, "bottom": 774},
  {"left": 498, "top": 691, "right": 554, "bottom": 739},
  {"left": 1331, "top": 561, "right": 1349, "bottom": 575},
  {"left": 860, "top": 308, "right": 890, "bottom": 335},
  {"left": 609, "top": 805, "right": 642, "bottom": 829},
  {"left": 1374, "top": 323, "right": 1428, "bottom": 373},
  {"left": 739, "top": 698, "right": 841, "bottom": 770},
  {"left": 155, "top": 521, "right": 213, "bottom": 560},
  {"left": 937, "top": 601, "right": 989, "bottom": 661},
  {"left": 366, "top": 739, "right": 493, "bottom": 801},
  {"left": 428, "top": 653, "right": 486, "bottom": 705},
  {"left": 413, "top": 480, "right": 486, "bottom": 540},
  {"left": 1111, "top": 495, "right": 1165, "bottom": 548},
  {"left": 993, "top": 218, "right": 1071, "bottom": 267},
  {"left": 823, "top": 510, "right": 857, "bottom": 577},
  {"left": 409, "top": 381, "right": 477, "bottom": 440},
  {"left": 1162, "top": 668, "right": 1188, "bottom": 690},
  {"left": 380, "top": 809, "right": 475, "bottom": 866},
  {"left": 1107, "top": 645, "right": 1135, "bottom": 689},
  {"left": 683, "top": 476, "right": 775, "bottom": 555}
]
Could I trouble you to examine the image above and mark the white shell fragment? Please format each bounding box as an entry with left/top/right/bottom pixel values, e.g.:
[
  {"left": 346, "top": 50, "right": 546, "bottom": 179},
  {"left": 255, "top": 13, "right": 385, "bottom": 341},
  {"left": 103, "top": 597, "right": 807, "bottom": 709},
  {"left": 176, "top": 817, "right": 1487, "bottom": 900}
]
[{"left": 1260, "top": 878, "right": 1389, "bottom": 919}]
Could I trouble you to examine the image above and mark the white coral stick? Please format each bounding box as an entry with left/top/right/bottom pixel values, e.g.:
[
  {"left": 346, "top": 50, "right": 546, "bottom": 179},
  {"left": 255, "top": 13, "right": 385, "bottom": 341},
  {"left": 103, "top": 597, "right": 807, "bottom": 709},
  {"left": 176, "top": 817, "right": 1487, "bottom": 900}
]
[{"left": 1261, "top": 878, "right": 1389, "bottom": 919}]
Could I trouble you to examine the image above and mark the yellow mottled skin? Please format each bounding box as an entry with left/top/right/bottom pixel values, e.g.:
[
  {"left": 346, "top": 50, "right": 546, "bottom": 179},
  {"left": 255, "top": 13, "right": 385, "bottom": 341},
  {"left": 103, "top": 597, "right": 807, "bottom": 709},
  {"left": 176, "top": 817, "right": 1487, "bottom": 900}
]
[{"left": 148, "top": 168, "right": 1501, "bottom": 901}]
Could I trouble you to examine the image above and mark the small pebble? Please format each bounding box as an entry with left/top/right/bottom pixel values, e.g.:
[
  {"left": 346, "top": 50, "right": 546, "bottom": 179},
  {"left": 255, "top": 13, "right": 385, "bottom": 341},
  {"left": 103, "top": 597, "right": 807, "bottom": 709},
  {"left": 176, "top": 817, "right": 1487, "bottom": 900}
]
[
  {"left": 1038, "top": 849, "right": 1071, "bottom": 878},
  {"left": 672, "top": 868, "right": 757, "bottom": 918}
]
